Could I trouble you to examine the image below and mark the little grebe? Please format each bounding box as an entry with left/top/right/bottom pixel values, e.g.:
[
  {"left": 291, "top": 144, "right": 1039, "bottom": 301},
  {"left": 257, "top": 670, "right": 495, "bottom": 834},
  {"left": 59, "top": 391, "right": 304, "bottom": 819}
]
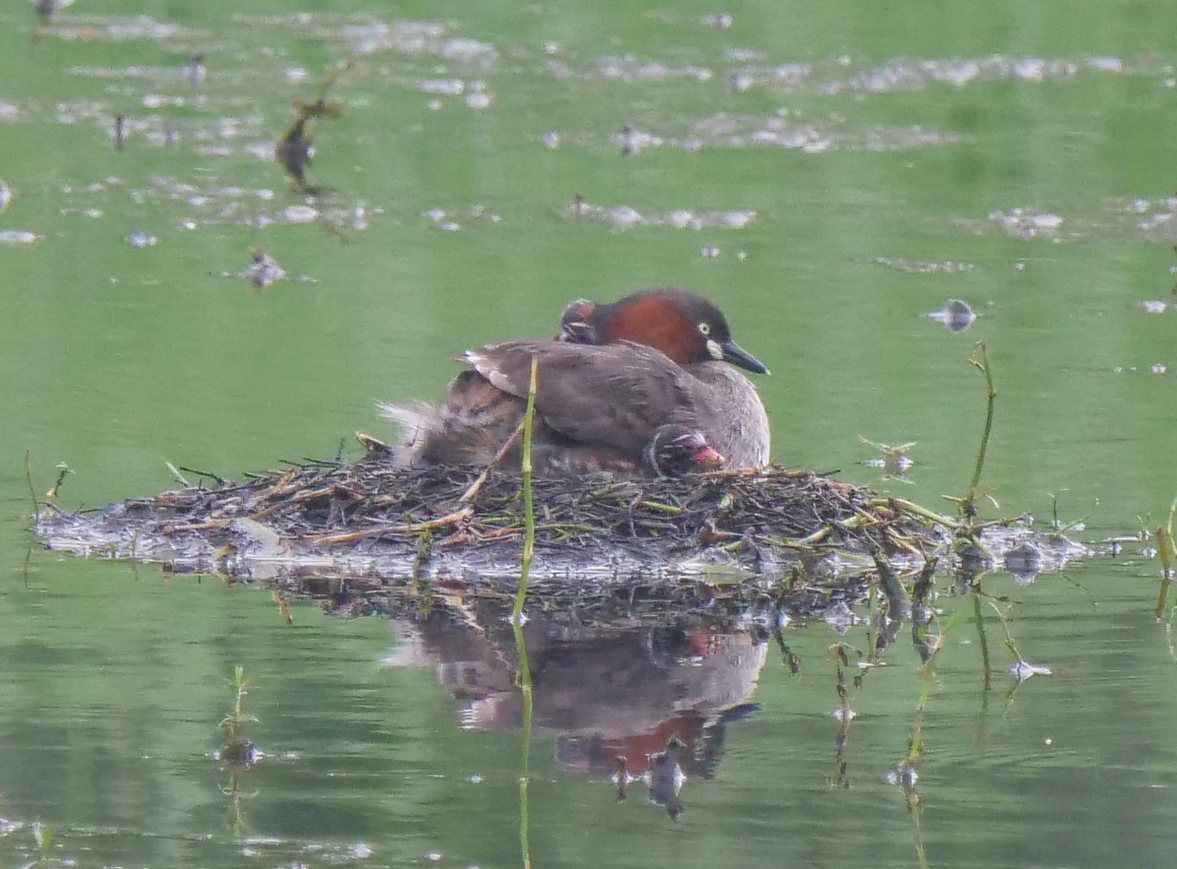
[{"left": 382, "top": 287, "right": 771, "bottom": 476}]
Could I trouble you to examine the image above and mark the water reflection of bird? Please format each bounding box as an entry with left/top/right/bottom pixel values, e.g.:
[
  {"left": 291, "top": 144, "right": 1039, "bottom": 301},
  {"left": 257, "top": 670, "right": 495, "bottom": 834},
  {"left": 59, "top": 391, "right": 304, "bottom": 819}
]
[
  {"left": 381, "top": 287, "right": 771, "bottom": 477},
  {"left": 183, "top": 53, "right": 206, "bottom": 87}
]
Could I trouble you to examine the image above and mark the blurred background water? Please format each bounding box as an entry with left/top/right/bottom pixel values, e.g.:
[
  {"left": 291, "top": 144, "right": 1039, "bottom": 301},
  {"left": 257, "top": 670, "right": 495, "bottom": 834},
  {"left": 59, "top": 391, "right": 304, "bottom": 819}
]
[{"left": 3, "top": 1, "right": 1177, "bottom": 867}]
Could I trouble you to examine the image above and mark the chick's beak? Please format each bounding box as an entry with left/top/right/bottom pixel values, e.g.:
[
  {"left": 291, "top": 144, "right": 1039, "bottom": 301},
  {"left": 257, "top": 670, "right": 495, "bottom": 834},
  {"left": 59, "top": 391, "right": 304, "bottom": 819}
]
[
  {"left": 692, "top": 445, "right": 726, "bottom": 469},
  {"left": 721, "top": 340, "right": 770, "bottom": 375}
]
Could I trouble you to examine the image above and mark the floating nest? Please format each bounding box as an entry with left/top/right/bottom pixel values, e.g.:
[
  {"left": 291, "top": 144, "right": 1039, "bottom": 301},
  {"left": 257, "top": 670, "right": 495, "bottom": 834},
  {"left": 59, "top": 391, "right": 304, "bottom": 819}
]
[{"left": 35, "top": 454, "right": 1089, "bottom": 597}]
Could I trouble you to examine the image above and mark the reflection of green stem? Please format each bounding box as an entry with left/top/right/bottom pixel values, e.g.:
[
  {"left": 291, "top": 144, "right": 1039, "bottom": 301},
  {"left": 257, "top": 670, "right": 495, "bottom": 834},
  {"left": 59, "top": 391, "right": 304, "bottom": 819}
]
[
  {"left": 988, "top": 601, "right": 1023, "bottom": 661},
  {"left": 220, "top": 666, "right": 255, "bottom": 837},
  {"left": 1157, "top": 526, "right": 1172, "bottom": 618},
  {"left": 972, "top": 592, "right": 991, "bottom": 687},
  {"left": 1157, "top": 496, "right": 1177, "bottom": 617},
  {"left": 908, "top": 615, "right": 957, "bottom": 759},
  {"left": 913, "top": 816, "right": 929, "bottom": 869},
  {"left": 512, "top": 358, "right": 539, "bottom": 623},
  {"left": 33, "top": 822, "right": 57, "bottom": 867},
  {"left": 512, "top": 619, "right": 534, "bottom": 869},
  {"left": 24, "top": 450, "right": 39, "bottom": 523},
  {"left": 899, "top": 614, "right": 955, "bottom": 868}
]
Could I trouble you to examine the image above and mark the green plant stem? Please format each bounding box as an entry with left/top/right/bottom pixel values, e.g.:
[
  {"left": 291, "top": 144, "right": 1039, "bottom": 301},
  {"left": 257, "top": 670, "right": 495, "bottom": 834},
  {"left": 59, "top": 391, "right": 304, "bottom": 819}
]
[
  {"left": 638, "top": 500, "right": 683, "bottom": 514},
  {"left": 869, "top": 497, "right": 960, "bottom": 529},
  {"left": 973, "top": 592, "right": 991, "bottom": 688},
  {"left": 966, "top": 341, "right": 996, "bottom": 505},
  {"left": 512, "top": 357, "right": 539, "bottom": 624}
]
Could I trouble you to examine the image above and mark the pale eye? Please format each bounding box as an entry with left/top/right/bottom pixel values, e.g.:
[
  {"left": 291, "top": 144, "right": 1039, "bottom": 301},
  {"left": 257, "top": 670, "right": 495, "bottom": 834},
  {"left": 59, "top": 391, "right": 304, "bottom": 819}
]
[{"left": 698, "top": 322, "right": 711, "bottom": 336}]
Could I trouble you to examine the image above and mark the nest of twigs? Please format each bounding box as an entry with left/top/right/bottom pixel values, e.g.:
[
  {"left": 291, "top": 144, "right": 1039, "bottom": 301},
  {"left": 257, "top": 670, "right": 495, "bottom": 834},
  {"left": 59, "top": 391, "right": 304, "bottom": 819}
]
[{"left": 36, "top": 456, "right": 958, "bottom": 587}]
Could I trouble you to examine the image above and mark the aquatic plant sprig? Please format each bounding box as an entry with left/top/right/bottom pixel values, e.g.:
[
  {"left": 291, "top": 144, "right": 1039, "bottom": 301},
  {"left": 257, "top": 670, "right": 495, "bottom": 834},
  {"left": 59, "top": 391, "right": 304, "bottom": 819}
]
[
  {"left": 46, "top": 462, "right": 73, "bottom": 501},
  {"left": 1046, "top": 490, "right": 1089, "bottom": 537},
  {"left": 217, "top": 666, "right": 258, "bottom": 837},
  {"left": 220, "top": 665, "right": 257, "bottom": 734},
  {"left": 960, "top": 340, "right": 996, "bottom": 522}
]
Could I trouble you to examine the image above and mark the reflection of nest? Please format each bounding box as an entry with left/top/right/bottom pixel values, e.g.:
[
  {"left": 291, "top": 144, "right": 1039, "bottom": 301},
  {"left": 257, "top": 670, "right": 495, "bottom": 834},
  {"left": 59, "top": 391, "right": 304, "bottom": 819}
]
[{"left": 35, "top": 458, "right": 1089, "bottom": 587}]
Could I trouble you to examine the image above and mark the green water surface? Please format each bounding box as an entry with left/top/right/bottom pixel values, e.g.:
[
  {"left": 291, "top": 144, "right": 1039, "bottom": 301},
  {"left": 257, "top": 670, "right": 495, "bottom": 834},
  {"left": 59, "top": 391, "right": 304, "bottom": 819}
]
[{"left": 2, "top": 1, "right": 1177, "bottom": 867}]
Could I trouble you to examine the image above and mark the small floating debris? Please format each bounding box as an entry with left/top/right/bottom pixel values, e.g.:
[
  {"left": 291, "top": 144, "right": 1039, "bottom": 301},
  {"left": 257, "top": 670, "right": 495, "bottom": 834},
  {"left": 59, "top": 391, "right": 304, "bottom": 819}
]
[
  {"left": 923, "top": 299, "right": 976, "bottom": 333},
  {"left": 823, "top": 602, "right": 859, "bottom": 635},
  {"left": 871, "top": 257, "right": 978, "bottom": 274},
  {"left": 0, "top": 230, "right": 42, "bottom": 245},
  {"left": 423, "top": 204, "right": 500, "bottom": 231},
  {"left": 127, "top": 231, "right": 157, "bottom": 248},
  {"left": 31, "top": 0, "right": 75, "bottom": 21},
  {"left": 617, "top": 125, "right": 661, "bottom": 156},
  {"left": 1003, "top": 541, "right": 1042, "bottom": 585},
  {"left": 702, "top": 12, "right": 733, "bottom": 28},
  {"left": 0, "top": 179, "right": 12, "bottom": 214},
  {"left": 886, "top": 764, "right": 919, "bottom": 789},
  {"left": 245, "top": 249, "right": 286, "bottom": 291},
  {"left": 562, "top": 198, "right": 757, "bottom": 233},
  {"left": 857, "top": 435, "right": 915, "bottom": 480},
  {"left": 987, "top": 208, "right": 1064, "bottom": 240},
  {"left": 1010, "top": 659, "right": 1051, "bottom": 682},
  {"left": 182, "top": 53, "right": 206, "bottom": 87},
  {"left": 465, "top": 81, "right": 492, "bottom": 109},
  {"left": 422, "top": 78, "right": 464, "bottom": 95},
  {"left": 351, "top": 203, "right": 369, "bottom": 231},
  {"left": 283, "top": 204, "right": 318, "bottom": 224},
  {"left": 1138, "top": 300, "right": 1168, "bottom": 314}
]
